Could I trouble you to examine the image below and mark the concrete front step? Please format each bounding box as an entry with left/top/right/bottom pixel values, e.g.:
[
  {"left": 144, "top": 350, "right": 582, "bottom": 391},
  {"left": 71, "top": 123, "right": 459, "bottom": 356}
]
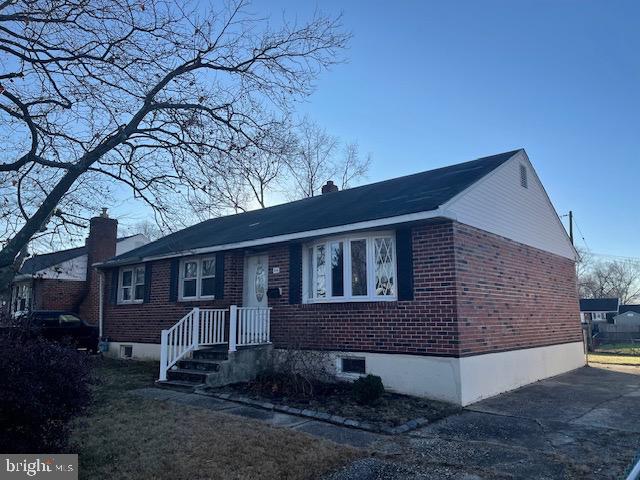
[
  {"left": 193, "top": 348, "right": 229, "bottom": 361},
  {"left": 167, "top": 368, "right": 209, "bottom": 383},
  {"left": 155, "top": 379, "right": 200, "bottom": 392},
  {"left": 158, "top": 344, "right": 272, "bottom": 389},
  {"left": 178, "top": 358, "right": 223, "bottom": 372}
]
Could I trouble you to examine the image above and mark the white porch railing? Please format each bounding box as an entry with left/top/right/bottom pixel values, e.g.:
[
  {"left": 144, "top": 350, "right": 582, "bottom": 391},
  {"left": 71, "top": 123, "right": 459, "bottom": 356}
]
[
  {"left": 231, "top": 306, "right": 271, "bottom": 350},
  {"left": 199, "top": 308, "right": 227, "bottom": 346},
  {"left": 159, "top": 305, "right": 270, "bottom": 381},
  {"left": 159, "top": 307, "right": 227, "bottom": 381}
]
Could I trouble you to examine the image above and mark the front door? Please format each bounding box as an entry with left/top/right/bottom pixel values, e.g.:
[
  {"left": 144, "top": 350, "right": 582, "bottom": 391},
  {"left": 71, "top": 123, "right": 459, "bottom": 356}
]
[{"left": 244, "top": 254, "right": 268, "bottom": 308}]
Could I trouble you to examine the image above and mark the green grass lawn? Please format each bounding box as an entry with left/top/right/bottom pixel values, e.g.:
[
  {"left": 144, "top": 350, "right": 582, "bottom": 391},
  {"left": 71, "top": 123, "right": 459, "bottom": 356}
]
[
  {"left": 71, "top": 358, "right": 359, "bottom": 480},
  {"left": 595, "top": 343, "right": 640, "bottom": 356}
]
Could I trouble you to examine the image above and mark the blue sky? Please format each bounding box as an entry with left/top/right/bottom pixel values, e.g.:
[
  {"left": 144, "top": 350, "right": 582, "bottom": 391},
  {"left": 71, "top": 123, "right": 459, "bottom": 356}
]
[
  {"left": 244, "top": 0, "right": 639, "bottom": 258},
  {"left": 107, "top": 1, "right": 638, "bottom": 259}
]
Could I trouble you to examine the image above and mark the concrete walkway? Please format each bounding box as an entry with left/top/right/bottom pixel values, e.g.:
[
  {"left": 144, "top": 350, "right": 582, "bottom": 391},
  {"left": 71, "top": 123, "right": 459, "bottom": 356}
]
[
  {"left": 130, "top": 387, "right": 387, "bottom": 449},
  {"left": 330, "top": 364, "right": 640, "bottom": 480},
  {"left": 132, "top": 365, "right": 640, "bottom": 479}
]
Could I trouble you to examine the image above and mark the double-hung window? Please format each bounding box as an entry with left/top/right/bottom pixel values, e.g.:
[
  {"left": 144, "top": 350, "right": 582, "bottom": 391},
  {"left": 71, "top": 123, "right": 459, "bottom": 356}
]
[
  {"left": 303, "top": 232, "right": 397, "bottom": 303},
  {"left": 179, "top": 256, "right": 216, "bottom": 300},
  {"left": 119, "top": 265, "right": 145, "bottom": 304}
]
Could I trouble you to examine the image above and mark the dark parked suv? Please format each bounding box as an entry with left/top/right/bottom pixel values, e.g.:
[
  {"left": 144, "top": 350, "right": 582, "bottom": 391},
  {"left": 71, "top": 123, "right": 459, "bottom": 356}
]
[{"left": 28, "top": 311, "right": 99, "bottom": 353}]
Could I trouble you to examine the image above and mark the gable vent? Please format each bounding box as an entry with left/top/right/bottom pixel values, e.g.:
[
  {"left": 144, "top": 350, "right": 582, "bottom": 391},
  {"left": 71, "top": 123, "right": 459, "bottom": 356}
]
[{"left": 519, "top": 164, "right": 528, "bottom": 188}]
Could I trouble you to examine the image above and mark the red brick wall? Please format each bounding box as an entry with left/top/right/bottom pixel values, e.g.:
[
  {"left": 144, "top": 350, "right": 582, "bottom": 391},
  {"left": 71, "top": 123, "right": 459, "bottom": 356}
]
[
  {"left": 33, "top": 279, "right": 86, "bottom": 311},
  {"left": 267, "top": 221, "right": 459, "bottom": 355},
  {"left": 79, "top": 215, "right": 117, "bottom": 324},
  {"left": 102, "top": 251, "right": 244, "bottom": 343},
  {"left": 101, "top": 220, "right": 581, "bottom": 357},
  {"left": 453, "top": 222, "right": 582, "bottom": 355}
]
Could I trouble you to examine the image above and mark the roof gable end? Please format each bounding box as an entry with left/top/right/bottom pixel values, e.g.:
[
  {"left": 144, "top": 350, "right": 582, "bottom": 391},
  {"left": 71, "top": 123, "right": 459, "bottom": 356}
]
[
  {"left": 443, "top": 150, "right": 575, "bottom": 260},
  {"left": 103, "top": 149, "right": 521, "bottom": 265}
]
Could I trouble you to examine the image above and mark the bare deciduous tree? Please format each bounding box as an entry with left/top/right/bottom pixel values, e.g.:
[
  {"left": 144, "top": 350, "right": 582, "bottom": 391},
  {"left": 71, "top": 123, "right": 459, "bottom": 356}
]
[
  {"left": 0, "top": 0, "right": 349, "bottom": 294},
  {"left": 285, "top": 118, "right": 370, "bottom": 199},
  {"left": 196, "top": 132, "right": 293, "bottom": 213},
  {"left": 578, "top": 253, "right": 640, "bottom": 304},
  {"left": 193, "top": 118, "right": 372, "bottom": 211},
  {"left": 124, "top": 220, "right": 164, "bottom": 242}
]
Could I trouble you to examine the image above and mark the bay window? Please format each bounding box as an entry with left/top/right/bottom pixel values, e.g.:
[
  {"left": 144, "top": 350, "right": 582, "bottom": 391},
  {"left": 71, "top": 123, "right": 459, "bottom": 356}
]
[
  {"left": 179, "top": 256, "right": 216, "bottom": 300},
  {"left": 303, "top": 232, "right": 397, "bottom": 302},
  {"left": 119, "top": 265, "right": 145, "bottom": 304}
]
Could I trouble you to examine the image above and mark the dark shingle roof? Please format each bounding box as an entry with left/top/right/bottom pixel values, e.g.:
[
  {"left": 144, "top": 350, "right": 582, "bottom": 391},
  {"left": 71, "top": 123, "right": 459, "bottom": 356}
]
[
  {"left": 104, "top": 149, "right": 521, "bottom": 266},
  {"left": 579, "top": 298, "right": 619, "bottom": 312},
  {"left": 619, "top": 304, "right": 640, "bottom": 314},
  {"left": 19, "top": 236, "right": 137, "bottom": 275},
  {"left": 20, "top": 246, "right": 87, "bottom": 275}
]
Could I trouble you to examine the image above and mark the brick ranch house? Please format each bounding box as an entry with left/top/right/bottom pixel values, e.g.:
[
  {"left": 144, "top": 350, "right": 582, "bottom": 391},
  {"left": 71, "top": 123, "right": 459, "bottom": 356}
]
[
  {"left": 97, "top": 149, "right": 585, "bottom": 406},
  {"left": 10, "top": 211, "right": 148, "bottom": 322}
]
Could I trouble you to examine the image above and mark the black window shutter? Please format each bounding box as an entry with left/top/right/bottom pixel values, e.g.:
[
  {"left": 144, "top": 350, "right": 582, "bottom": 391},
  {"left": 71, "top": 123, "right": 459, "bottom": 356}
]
[
  {"left": 109, "top": 269, "right": 119, "bottom": 304},
  {"left": 169, "top": 258, "right": 179, "bottom": 302},
  {"left": 289, "top": 243, "right": 302, "bottom": 304},
  {"left": 396, "top": 228, "right": 414, "bottom": 301},
  {"left": 214, "top": 252, "right": 225, "bottom": 299},
  {"left": 143, "top": 263, "right": 152, "bottom": 303}
]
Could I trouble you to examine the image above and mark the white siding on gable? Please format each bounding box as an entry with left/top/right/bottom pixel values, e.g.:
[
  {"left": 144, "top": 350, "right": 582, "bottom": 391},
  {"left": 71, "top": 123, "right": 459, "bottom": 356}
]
[
  {"left": 444, "top": 150, "right": 575, "bottom": 260},
  {"left": 116, "top": 234, "right": 149, "bottom": 255},
  {"left": 31, "top": 234, "right": 149, "bottom": 280},
  {"left": 35, "top": 254, "right": 88, "bottom": 281}
]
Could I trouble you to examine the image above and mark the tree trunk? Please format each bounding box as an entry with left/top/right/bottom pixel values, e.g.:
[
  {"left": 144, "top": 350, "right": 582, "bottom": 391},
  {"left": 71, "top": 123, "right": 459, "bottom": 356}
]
[{"left": 0, "top": 265, "right": 15, "bottom": 311}]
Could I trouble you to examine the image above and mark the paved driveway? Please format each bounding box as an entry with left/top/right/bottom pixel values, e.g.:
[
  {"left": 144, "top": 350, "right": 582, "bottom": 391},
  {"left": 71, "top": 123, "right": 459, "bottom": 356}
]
[{"left": 330, "top": 365, "right": 640, "bottom": 480}]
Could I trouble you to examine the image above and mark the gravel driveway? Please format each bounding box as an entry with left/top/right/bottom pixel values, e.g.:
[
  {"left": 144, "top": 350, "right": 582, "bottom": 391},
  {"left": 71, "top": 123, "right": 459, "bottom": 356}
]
[{"left": 329, "top": 364, "right": 640, "bottom": 480}]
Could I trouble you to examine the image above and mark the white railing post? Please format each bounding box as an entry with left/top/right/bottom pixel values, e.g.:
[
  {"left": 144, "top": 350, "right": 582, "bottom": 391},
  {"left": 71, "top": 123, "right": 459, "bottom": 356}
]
[
  {"left": 192, "top": 307, "right": 200, "bottom": 350},
  {"left": 229, "top": 305, "right": 238, "bottom": 352},
  {"left": 159, "top": 329, "right": 169, "bottom": 381},
  {"left": 266, "top": 308, "right": 271, "bottom": 343}
]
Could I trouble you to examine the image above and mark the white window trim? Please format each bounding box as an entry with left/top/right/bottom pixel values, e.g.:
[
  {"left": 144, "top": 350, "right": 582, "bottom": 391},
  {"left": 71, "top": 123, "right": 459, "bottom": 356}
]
[
  {"left": 302, "top": 231, "right": 398, "bottom": 304},
  {"left": 12, "top": 282, "right": 32, "bottom": 315},
  {"left": 118, "top": 265, "right": 145, "bottom": 305},
  {"left": 178, "top": 256, "right": 216, "bottom": 301}
]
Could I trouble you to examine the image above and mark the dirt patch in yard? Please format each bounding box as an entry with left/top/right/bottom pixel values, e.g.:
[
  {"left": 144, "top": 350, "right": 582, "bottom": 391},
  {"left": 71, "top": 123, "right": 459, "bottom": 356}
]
[
  {"left": 222, "top": 378, "right": 460, "bottom": 430},
  {"left": 72, "top": 358, "right": 359, "bottom": 480}
]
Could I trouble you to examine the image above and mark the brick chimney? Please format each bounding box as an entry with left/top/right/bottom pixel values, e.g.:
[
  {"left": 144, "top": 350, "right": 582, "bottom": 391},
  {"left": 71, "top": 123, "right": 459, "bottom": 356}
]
[
  {"left": 79, "top": 208, "right": 117, "bottom": 324},
  {"left": 321, "top": 180, "right": 339, "bottom": 195}
]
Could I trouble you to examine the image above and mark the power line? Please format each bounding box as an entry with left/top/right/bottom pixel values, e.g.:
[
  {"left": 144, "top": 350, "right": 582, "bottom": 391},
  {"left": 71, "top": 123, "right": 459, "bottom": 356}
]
[
  {"left": 570, "top": 214, "right": 640, "bottom": 261},
  {"left": 588, "top": 252, "right": 640, "bottom": 262},
  {"left": 572, "top": 218, "right": 592, "bottom": 253}
]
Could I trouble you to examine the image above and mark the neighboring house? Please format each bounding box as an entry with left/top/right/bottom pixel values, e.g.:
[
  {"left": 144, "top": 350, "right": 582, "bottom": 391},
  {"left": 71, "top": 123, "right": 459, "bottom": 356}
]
[
  {"left": 618, "top": 304, "right": 640, "bottom": 315},
  {"left": 579, "top": 298, "right": 619, "bottom": 323},
  {"left": 11, "top": 210, "right": 148, "bottom": 324},
  {"left": 598, "top": 310, "right": 640, "bottom": 343},
  {"left": 96, "top": 149, "right": 584, "bottom": 406},
  {"left": 612, "top": 310, "right": 640, "bottom": 326}
]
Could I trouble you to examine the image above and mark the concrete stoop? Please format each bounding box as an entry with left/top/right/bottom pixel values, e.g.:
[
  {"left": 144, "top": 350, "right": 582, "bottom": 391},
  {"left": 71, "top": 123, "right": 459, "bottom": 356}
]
[{"left": 156, "top": 343, "right": 272, "bottom": 392}]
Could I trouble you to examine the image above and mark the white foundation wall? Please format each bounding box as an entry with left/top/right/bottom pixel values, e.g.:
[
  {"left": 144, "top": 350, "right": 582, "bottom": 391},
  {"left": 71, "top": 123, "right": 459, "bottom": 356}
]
[
  {"left": 341, "top": 351, "right": 463, "bottom": 404},
  {"left": 104, "top": 341, "right": 585, "bottom": 405},
  {"left": 458, "top": 341, "right": 585, "bottom": 405},
  {"left": 291, "top": 341, "right": 585, "bottom": 406},
  {"left": 271, "top": 348, "right": 461, "bottom": 404},
  {"left": 105, "top": 341, "right": 160, "bottom": 361}
]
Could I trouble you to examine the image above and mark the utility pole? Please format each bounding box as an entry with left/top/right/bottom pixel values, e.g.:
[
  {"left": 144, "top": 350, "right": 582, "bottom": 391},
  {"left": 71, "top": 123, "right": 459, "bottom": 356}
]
[{"left": 568, "top": 210, "right": 574, "bottom": 245}]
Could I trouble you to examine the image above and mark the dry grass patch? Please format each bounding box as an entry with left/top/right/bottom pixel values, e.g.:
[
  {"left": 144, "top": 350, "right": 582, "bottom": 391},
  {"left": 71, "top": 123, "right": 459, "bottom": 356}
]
[
  {"left": 72, "top": 358, "right": 359, "bottom": 480},
  {"left": 588, "top": 353, "right": 640, "bottom": 366}
]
